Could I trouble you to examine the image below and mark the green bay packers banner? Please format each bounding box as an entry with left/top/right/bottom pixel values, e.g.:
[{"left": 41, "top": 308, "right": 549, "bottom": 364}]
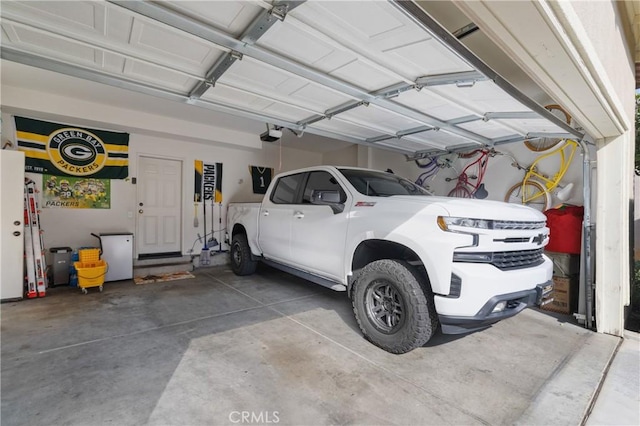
[
  {"left": 42, "top": 175, "right": 111, "bottom": 209},
  {"left": 194, "top": 160, "right": 223, "bottom": 202},
  {"left": 15, "top": 116, "right": 129, "bottom": 179}
]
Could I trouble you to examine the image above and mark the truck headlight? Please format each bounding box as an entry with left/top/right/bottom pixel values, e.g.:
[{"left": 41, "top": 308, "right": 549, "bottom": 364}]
[
  {"left": 438, "top": 216, "right": 492, "bottom": 231},
  {"left": 452, "top": 252, "right": 492, "bottom": 262}
]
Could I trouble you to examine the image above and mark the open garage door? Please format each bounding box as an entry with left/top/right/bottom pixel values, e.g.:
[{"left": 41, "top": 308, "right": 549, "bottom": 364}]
[{"left": 1, "top": 0, "right": 584, "bottom": 158}]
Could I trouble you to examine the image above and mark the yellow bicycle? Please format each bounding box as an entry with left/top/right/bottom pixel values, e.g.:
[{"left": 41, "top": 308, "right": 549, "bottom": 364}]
[{"left": 504, "top": 105, "right": 578, "bottom": 211}]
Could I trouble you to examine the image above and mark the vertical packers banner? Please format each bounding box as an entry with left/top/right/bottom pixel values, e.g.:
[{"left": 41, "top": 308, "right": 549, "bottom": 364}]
[
  {"left": 15, "top": 116, "right": 129, "bottom": 179},
  {"left": 42, "top": 175, "right": 111, "bottom": 209},
  {"left": 194, "top": 160, "right": 223, "bottom": 202}
]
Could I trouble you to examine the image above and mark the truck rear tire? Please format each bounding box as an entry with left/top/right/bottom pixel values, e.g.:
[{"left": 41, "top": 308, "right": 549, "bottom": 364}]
[
  {"left": 352, "top": 259, "right": 438, "bottom": 354},
  {"left": 230, "top": 233, "right": 257, "bottom": 276}
]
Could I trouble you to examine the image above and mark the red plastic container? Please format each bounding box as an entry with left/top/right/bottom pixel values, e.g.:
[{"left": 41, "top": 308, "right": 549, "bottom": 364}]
[{"left": 544, "top": 205, "right": 584, "bottom": 254}]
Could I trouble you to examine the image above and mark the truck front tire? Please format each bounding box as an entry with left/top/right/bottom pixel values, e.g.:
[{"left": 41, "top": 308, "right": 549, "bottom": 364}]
[
  {"left": 352, "top": 259, "right": 438, "bottom": 354},
  {"left": 230, "top": 233, "right": 257, "bottom": 276}
]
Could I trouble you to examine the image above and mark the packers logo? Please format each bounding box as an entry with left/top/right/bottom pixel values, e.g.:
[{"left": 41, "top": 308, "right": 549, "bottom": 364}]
[{"left": 47, "top": 128, "right": 107, "bottom": 176}]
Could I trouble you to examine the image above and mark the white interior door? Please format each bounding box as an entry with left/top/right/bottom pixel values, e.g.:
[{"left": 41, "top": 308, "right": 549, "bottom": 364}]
[
  {"left": 0, "top": 150, "right": 25, "bottom": 299},
  {"left": 137, "top": 156, "right": 182, "bottom": 257}
]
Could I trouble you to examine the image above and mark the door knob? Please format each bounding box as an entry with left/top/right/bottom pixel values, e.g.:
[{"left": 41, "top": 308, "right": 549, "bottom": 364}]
[
  {"left": 139, "top": 209, "right": 144, "bottom": 214},
  {"left": 13, "top": 231, "right": 21, "bottom": 236},
  {"left": 14, "top": 221, "right": 21, "bottom": 226}
]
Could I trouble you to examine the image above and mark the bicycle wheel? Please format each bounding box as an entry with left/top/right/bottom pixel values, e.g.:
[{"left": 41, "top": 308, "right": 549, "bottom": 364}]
[
  {"left": 504, "top": 180, "right": 551, "bottom": 211},
  {"left": 448, "top": 185, "right": 472, "bottom": 198},
  {"left": 524, "top": 104, "right": 571, "bottom": 152}
]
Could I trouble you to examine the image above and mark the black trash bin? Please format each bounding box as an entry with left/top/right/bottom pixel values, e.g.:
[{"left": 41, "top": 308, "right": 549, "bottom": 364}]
[{"left": 49, "top": 247, "right": 72, "bottom": 286}]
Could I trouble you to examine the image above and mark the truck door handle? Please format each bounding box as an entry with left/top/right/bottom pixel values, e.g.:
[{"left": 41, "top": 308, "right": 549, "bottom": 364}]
[
  {"left": 262, "top": 210, "right": 269, "bottom": 216},
  {"left": 293, "top": 211, "right": 304, "bottom": 219}
]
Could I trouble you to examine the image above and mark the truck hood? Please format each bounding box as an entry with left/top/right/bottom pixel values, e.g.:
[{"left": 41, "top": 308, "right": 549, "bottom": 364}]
[{"left": 385, "top": 195, "right": 546, "bottom": 221}]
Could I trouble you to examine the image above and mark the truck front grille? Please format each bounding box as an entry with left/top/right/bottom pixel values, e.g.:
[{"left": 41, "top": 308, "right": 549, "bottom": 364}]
[
  {"left": 493, "top": 220, "right": 546, "bottom": 230},
  {"left": 453, "top": 248, "right": 545, "bottom": 270},
  {"left": 491, "top": 248, "right": 545, "bottom": 270}
]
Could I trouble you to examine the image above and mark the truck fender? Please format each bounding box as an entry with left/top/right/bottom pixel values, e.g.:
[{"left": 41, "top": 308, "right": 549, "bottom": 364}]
[{"left": 345, "top": 232, "right": 471, "bottom": 297}]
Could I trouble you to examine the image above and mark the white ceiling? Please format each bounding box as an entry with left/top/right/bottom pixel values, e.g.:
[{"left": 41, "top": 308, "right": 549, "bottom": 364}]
[{"left": 0, "top": 0, "right": 582, "bottom": 158}]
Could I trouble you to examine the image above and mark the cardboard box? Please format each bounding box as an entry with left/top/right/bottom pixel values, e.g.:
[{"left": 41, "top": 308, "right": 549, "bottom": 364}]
[{"left": 541, "top": 276, "right": 572, "bottom": 314}]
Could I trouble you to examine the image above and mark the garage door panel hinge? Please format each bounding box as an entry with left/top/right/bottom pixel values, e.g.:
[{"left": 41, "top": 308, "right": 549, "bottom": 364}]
[{"left": 270, "top": 4, "right": 289, "bottom": 21}]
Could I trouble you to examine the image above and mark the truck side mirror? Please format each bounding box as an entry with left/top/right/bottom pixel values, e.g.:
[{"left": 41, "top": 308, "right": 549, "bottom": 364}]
[{"left": 311, "top": 190, "right": 344, "bottom": 214}]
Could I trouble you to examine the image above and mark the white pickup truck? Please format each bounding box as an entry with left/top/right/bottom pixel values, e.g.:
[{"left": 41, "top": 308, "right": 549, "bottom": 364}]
[{"left": 226, "top": 166, "right": 553, "bottom": 353}]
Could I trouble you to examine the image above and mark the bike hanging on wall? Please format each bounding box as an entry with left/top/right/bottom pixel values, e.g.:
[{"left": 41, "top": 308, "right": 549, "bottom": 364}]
[
  {"left": 503, "top": 105, "right": 578, "bottom": 211},
  {"left": 446, "top": 149, "right": 493, "bottom": 199},
  {"left": 414, "top": 153, "right": 456, "bottom": 194}
]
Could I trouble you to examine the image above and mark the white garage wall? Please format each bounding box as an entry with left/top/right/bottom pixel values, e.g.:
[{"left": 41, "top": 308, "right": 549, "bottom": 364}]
[{"left": 321, "top": 145, "right": 358, "bottom": 166}]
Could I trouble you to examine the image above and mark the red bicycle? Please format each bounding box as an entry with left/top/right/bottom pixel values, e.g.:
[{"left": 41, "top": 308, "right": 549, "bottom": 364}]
[{"left": 446, "top": 149, "right": 491, "bottom": 199}]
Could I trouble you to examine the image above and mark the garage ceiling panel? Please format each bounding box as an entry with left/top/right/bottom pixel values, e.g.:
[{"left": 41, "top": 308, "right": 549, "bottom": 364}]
[
  {"left": 328, "top": 59, "right": 399, "bottom": 92},
  {"left": 201, "top": 84, "right": 315, "bottom": 122},
  {"left": 5, "top": 25, "right": 99, "bottom": 65},
  {"left": 429, "top": 80, "right": 531, "bottom": 113},
  {"left": 338, "top": 105, "right": 421, "bottom": 133},
  {"left": 159, "top": 1, "right": 259, "bottom": 36},
  {"left": 219, "top": 59, "right": 301, "bottom": 95},
  {"left": 287, "top": 83, "right": 353, "bottom": 112},
  {"left": 130, "top": 20, "right": 220, "bottom": 68},
  {"left": 105, "top": 8, "right": 134, "bottom": 44},
  {"left": 124, "top": 60, "right": 196, "bottom": 92},
  {"left": 258, "top": 22, "right": 350, "bottom": 70},
  {"left": 384, "top": 38, "right": 474, "bottom": 78},
  {"left": 318, "top": 2, "right": 406, "bottom": 40},
  {"left": 201, "top": 84, "right": 273, "bottom": 109},
  {"left": 501, "top": 118, "right": 569, "bottom": 136},
  {"left": 456, "top": 120, "right": 518, "bottom": 140},
  {"left": 395, "top": 89, "right": 475, "bottom": 121},
  {"left": 375, "top": 137, "right": 441, "bottom": 153},
  {"left": 12, "top": 1, "right": 106, "bottom": 35},
  {"left": 0, "top": 0, "right": 583, "bottom": 159},
  {"left": 103, "top": 52, "right": 126, "bottom": 73},
  {"left": 404, "top": 130, "right": 471, "bottom": 148},
  {"left": 261, "top": 102, "right": 315, "bottom": 122},
  {"left": 312, "top": 119, "right": 384, "bottom": 140},
  {"left": 259, "top": 22, "right": 400, "bottom": 91},
  {"left": 289, "top": 1, "right": 472, "bottom": 80}
]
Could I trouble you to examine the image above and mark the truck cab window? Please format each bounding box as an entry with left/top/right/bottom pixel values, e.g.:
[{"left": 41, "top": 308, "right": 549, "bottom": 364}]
[
  {"left": 271, "top": 173, "right": 305, "bottom": 204},
  {"left": 302, "top": 171, "right": 346, "bottom": 203},
  {"left": 338, "top": 169, "right": 430, "bottom": 197}
]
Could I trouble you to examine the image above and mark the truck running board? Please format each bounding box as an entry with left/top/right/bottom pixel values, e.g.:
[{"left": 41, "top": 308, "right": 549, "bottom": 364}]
[{"left": 261, "top": 259, "right": 347, "bottom": 292}]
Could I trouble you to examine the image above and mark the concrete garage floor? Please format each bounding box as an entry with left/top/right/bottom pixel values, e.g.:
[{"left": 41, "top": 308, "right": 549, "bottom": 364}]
[{"left": 1, "top": 265, "right": 622, "bottom": 425}]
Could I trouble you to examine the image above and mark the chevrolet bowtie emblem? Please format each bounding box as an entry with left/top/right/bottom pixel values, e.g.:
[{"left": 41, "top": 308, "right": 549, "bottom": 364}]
[{"left": 532, "top": 233, "right": 546, "bottom": 245}]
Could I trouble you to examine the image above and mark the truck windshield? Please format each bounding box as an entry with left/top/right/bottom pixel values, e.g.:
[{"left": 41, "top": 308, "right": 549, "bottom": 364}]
[{"left": 338, "top": 169, "right": 431, "bottom": 197}]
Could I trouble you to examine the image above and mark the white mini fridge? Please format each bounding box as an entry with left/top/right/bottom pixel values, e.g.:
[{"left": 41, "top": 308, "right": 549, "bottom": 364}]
[{"left": 100, "top": 233, "right": 133, "bottom": 282}]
